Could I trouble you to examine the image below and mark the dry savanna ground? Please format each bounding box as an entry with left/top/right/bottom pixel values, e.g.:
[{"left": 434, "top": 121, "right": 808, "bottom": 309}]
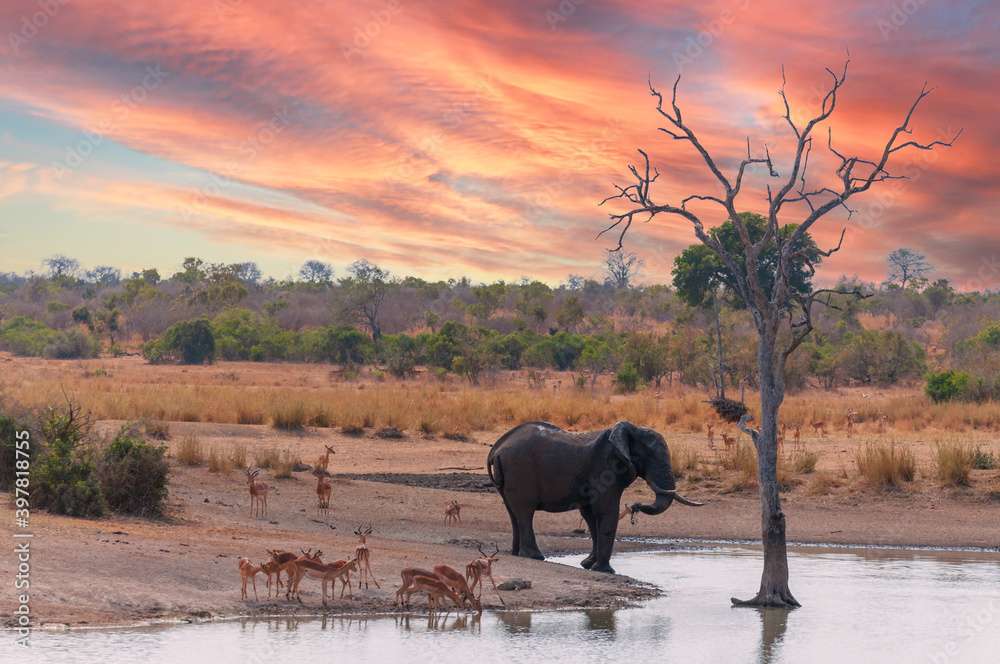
[{"left": 1, "top": 354, "right": 999, "bottom": 627}]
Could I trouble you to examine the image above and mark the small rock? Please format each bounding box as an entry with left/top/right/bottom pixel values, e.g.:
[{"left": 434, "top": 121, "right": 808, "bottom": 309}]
[
  {"left": 292, "top": 463, "right": 312, "bottom": 472},
  {"left": 204, "top": 498, "right": 210, "bottom": 503},
  {"left": 497, "top": 579, "right": 531, "bottom": 591},
  {"left": 572, "top": 528, "right": 586, "bottom": 535},
  {"left": 375, "top": 426, "right": 405, "bottom": 439},
  {"left": 111, "top": 531, "right": 128, "bottom": 535}
]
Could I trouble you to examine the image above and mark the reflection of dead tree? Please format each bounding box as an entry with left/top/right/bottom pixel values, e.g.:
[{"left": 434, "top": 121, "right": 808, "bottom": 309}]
[{"left": 600, "top": 58, "right": 958, "bottom": 607}]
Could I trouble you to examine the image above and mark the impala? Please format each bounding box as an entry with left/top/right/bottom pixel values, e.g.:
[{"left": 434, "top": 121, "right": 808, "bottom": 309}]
[
  {"left": 354, "top": 523, "right": 381, "bottom": 590},
  {"left": 444, "top": 500, "right": 461, "bottom": 525},
  {"left": 465, "top": 542, "right": 504, "bottom": 606},
  {"left": 245, "top": 467, "right": 269, "bottom": 518},
  {"left": 315, "top": 470, "right": 332, "bottom": 519},
  {"left": 238, "top": 558, "right": 263, "bottom": 601},
  {"left": 433, "top": 564, "right": 481, "bottom": 612}
]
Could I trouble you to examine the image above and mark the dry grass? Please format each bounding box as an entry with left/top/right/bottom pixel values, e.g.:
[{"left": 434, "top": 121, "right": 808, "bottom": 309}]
[
  {"left": 236, "top": 406, "right": 264, "bottom": 425},
  {"left": 175, "top": 435, "right": 204, "bottom": 466},
  {"left": 271, "top": 402, "right": 307, "bottom": 431},
  {"left": 855, "top": 442, "right": 916, "bottom": 489},
  {"left": 141, "top": 419, "right": 171, "bottom": 440},
  {"left": 934, "top": 442, "right": 975, "bottom": 486},
  {"left": 670, "top": 443, "right": 700, "bottom": 480},
  {"left": 272, "top": 449, "right": 301, "bottom": 479},
  {"left": 207, "top": 447, "right": 230, "bottom": 474},
  {"left": 229, "top": 444, "right": 247, "bottom": 469},
  {"left": 805, "top": 472, "right": 841, "bottom": 496},
  {"left": 11, "top": 358, "right": 1000, "bottom": 438},
  {"left": 791, "top": 450, "right": 819, "bottom": 474},
  {"left": 253, "top": 447, "right": 281, "bottom": 469}
]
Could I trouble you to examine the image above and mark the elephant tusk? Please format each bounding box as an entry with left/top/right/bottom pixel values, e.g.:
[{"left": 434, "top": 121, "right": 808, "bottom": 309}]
[{"left": 660, "top": 489, "right": 704, "bottom": 507}]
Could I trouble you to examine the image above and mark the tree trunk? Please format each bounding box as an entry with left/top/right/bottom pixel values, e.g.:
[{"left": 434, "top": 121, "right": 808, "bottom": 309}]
[
  {"left": 732, "top": 326, "right": 800, "bottom": 608},
  {"left": 714, "top": 301, "right": 726, "bottom": 399}
]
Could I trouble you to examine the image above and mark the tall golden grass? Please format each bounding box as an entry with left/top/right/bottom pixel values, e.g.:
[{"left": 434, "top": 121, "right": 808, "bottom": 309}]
[
  {"left": 6, "top": 359, "right": 1000, "bottom": 435},
  {"left": 855, "top": 442, "right": 916, "bottom": 489},
  {"left": 934, "top": 442, "right": 974, "bottom": 486}
]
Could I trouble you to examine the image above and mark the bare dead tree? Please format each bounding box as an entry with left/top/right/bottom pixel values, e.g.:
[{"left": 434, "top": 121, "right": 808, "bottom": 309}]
[
  {"left": 600, "top": 59, "right": 959, "bottom": 608},
  {"left": 604, "top": 249, "right": 644, "bottom": 288}
]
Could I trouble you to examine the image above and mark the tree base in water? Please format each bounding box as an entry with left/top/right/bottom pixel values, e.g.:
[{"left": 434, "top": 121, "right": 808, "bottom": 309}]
[{"left": 730, "top": 589, "right": 801, "bottom": 608}]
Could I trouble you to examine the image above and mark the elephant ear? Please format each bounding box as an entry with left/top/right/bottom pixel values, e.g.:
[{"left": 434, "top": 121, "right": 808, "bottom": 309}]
[{"left": 608, "top": 422, "right": 637, "bottom": 478}]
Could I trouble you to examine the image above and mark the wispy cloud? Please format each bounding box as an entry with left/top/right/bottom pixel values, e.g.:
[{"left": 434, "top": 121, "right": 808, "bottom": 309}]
[{"left": 0, "top": 0, "right": 994, "bottom": 286}]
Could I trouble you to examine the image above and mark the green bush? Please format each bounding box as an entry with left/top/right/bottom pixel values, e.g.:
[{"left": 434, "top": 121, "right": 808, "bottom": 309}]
[
  {"left": 381, "top": 334, "right": 418, "bottom": 378},
  {"left": 0, "top": 316, "right": 59, "bottom": 356},
  {"left": 44, "top": 328, "right": 100, "bottom": 359},
  {"left": 148, "top": 318, "right": 215, "bottom": 364},
  {"left": 925, "top": 370, "right": 971, "bottom": 403},
  {"left": 33, "top": 406, "right": 106, "bottom": 518},
  {"left": 615, "top": 362, "right": 640, "bottom": 393},
  {"left": 0, "top": 412, "right": 33, "bottom": 491},
  {"left": 98, "top": 427, "right": 169, "bottom": 517}
]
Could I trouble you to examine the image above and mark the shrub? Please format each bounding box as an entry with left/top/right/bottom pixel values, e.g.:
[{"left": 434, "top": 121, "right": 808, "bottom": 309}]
[
  {"left": 33, "top": 406, "right": 106, "bottom": 518},
  {"left": 855, "top": 443, "right": 916, "bottom": 489},
  {"left": 934, "top": 442, "right": 974, "bottom": 486},
  {"left": 972, "top": 447, "right": 997, "bottom": 470},
  {"left": 151, "top": 318, "right": 215, "bottom": 365},
  {"left": 720, "top": 442, "right": 757, "bottom": 487},
  {"left": 272, "top": 449, "right": 300, "bottom": 479},
  {"left": 669, "top": 444, "right": 700, "bottom": 480},
  {"left": 0, "top": 412, "right": 33, "bottom": 491},
  {"left": 98, "top": 428, "right": 169, "bottom": 517},
  {"left": 0, "top": 317, "right": 59, "bottom": 356},
  {"left": 43, "top": 328, "right": 100, "bottom": 359},
  {"left": 614, "top": 363, "right": 640, "bottom": 393},
  {"left": 925, "top": 370, "right": 971, "bottom": 403},
  {"left": 175, "top": 435, "right": 204, "bottom": 466},
  {"left": 272, "top": 403, "right": 306, "bottom": 431}
]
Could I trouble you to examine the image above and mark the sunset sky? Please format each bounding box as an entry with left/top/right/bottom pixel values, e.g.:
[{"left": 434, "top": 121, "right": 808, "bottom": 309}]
[{"left": 0, "top": 0, "right": 995, "bottom": 288}]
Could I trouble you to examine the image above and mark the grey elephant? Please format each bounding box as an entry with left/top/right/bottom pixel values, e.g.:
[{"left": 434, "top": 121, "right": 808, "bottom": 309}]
[{"left": 486, "top": 420, "right": 702, "bottom": 573}]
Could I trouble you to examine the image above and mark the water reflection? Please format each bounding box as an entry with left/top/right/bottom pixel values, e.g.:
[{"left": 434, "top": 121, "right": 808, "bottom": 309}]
[
  {"left": 755, "top": 608, "right": 789, "bottom": 664},
  {"left": 14, "top": 546, "right": 1000, "bottom": 664},
  {"left": 583, "top": 608, "right": 616, "bottom": 633},
  {"left": 496, "top": 610, "right": 532, "bottom": 634}
]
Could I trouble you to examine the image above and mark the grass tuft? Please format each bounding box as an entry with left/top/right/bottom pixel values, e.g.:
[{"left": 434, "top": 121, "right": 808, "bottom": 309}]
[
  {"left": 271, "top": 403, "right": 306, "bottom": 431},
  {"left": 934, "top": 442, "right": 974, "bottom": 486},
  {"left": 855, "top": 442, "right": 916, "bottom": 489},
  {"left": 175, "top": 435, "right": 204, "bottom": 466}
]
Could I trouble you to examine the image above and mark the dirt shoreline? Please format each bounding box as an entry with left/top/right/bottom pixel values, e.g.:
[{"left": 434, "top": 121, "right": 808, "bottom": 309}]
[{"left": 2, "top": 421, "right": 998, "bottom": 629}]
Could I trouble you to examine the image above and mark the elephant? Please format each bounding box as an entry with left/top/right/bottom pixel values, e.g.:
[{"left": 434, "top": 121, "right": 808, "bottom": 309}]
[{"left": 486, "top": 420, "right": 702, "bottom": 573}]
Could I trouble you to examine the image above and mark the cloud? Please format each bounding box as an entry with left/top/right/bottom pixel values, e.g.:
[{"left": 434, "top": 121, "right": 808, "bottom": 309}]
[{"left": 0, "top": 0, "right": 994, "bottom": 286}]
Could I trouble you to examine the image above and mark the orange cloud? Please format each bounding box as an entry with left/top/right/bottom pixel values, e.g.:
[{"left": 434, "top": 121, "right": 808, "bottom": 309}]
[{"left": 0, "top": 0, "right": 994, "bottom": 286}]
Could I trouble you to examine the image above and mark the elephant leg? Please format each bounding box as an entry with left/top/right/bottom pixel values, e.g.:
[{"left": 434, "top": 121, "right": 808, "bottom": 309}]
[
  {"left": 579, "top": 505, "right": 598, "bottom": 569},
  {"left": 516, "top": 509, "right": 544, "bottom": 560},
  {"left": 500, "top": 494, "right": 520, "bottom": 555},
  {"left": 591, "top": 501, "right": 622, "bottom": 574}
]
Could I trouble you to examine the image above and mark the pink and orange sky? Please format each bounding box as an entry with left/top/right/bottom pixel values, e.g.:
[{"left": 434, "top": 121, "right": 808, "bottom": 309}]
[{"left": 0, "top": 0, "right": 996, "bottom": 287}]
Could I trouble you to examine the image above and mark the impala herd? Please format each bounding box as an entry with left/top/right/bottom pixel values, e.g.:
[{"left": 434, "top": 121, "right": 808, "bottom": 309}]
[
  {"left": 238, "top": 526, "right": 501, "bottom": 613},
  {"left": 706, "top": 408, "right": 883, "bottom": 452},
  {"left": 237, "top": 443, "right": 500, "bottom": 613}
]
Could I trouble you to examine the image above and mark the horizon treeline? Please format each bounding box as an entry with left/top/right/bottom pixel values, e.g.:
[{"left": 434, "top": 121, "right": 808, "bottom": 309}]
[{"left": 1, "top": 254, "right": 999, "bottom": 400}]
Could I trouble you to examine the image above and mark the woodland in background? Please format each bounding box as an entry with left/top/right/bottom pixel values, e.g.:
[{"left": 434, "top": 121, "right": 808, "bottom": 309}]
[{"left": 1, "top": 252, "right": 998, "bottom": 400}]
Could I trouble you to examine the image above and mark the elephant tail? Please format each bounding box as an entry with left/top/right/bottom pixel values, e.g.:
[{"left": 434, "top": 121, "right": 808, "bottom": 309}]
[{"left": 486, "top": 447, "right": 503, "bottom": 491}]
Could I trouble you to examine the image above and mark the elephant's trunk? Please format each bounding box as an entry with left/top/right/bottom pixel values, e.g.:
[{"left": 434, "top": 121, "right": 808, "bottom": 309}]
[{"left": 630, "top": 480, "right": 704, "bottom": 515}]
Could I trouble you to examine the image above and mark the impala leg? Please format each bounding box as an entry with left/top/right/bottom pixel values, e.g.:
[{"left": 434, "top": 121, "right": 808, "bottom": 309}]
[
  {"left": 487, "top": 573, "right": 505, "bottom": 606},
  {"left": 252, "top": 575, "right": 258, "bottom": 601}
]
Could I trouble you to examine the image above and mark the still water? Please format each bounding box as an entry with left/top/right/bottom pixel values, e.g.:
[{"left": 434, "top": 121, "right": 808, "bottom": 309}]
[{"left": 10, "top": 546, "right": 1000, "bottom": 663}]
